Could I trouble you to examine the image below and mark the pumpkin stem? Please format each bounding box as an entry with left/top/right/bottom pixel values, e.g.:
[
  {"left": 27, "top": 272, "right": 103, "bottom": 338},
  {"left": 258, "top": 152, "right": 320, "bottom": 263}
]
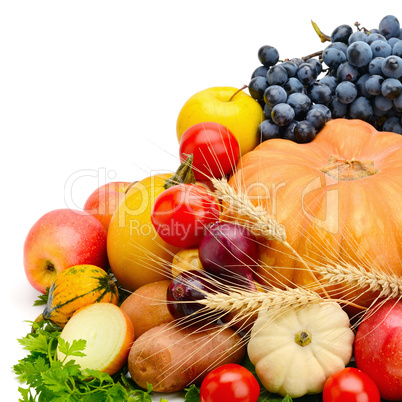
[
  {"left": 295, "top": 330, "right": 312, "bottom": 347},
  {"left": 164, "top": 154, "right": 196, "bottom": 189},
  {"left": 320, "top": 155, "right": 380, "bottom": 181}
]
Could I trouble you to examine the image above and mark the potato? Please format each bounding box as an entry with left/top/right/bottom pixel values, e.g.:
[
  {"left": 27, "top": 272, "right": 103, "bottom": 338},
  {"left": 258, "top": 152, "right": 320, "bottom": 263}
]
[
  {"left": 128, "top": 322, "right": 246, "bottom": 393},
  {"left": 120, "top": 280, "right": 174, "bottom": 338}
]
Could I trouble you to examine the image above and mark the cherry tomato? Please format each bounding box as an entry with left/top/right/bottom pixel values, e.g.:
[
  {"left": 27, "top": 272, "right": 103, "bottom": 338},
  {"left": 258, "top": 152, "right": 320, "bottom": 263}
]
[
  {"left": 179, "top": 122, "right": 240, "bottom": 181},
  {"left": 151, "top": 183, "right": 220, "bottom": 248},
  {"left": 323, "top": 367, "right": 381, "bottom": 402},
  {"left": 200, "top": 364, "right": 260, "bottom": 402}
]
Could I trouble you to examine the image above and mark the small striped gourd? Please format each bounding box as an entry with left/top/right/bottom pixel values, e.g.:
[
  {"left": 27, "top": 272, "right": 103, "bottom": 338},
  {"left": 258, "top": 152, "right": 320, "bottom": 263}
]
[{"left": 43, "top": 264, "right": 119, "bottom": 327}]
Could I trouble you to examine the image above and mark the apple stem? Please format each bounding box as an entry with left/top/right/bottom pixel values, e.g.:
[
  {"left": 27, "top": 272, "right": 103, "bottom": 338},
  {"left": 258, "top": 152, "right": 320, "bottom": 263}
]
[
  {"left": 229, "top": 85, "right": 248, "bottom": 102},
  {"left": 123, "top": 181, "right": 138, "bottom": 194}
]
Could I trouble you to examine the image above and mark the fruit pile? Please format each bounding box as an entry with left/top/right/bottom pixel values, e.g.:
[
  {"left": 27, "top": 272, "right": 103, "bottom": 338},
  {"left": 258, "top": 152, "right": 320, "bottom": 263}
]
[
  {"left": 249, "top": 14, "right": 402, "bottom": 143},
  {"left": 14, "top": 14, "right": 402, "bottom": 402}
]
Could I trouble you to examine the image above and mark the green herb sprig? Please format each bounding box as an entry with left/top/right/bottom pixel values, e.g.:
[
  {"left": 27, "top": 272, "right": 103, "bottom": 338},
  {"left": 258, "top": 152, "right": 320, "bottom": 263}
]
[{"left": 13, "top": 319, "right": 164, "bottom": 402}]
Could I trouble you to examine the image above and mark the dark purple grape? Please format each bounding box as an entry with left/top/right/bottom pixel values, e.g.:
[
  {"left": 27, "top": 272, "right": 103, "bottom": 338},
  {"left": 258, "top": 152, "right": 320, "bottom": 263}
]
[
  {"left": 392, "top": 40, "right": 402, "bottom": 57},
  {"left": 290, "top": 57, "right": 304, "bottom": 66},
  {"left": 271, "top": 102, "right": 295, "bottom": 126},
  {"left": 370, "top": 40, "right": 392, "bottom": 58},
  {"left": 297, "top": 62, "right": 318, "bottom": 86},
  {"left": 266, "top": 64, "right": 288, "bottom": 86},
  {"left": 281, "top": 60, "right": 299, "bottom": 77},
  {"left": 381, "top": 78, "right": 402, "bottom": 99},
  {"left": 282, "top": 120, "right": 298, "bottom": 141},
  {"left": 365, "top": 74, "right": 384, "bottom": 96},
  {"left": 368, "top": 57, "right": 384, "bottom": 75},
  {"left": 251, "top": 65, "right": 269, "bottom": 79},
  {"left": 366, "top": 33, "right": 387, "bottom": 44},
  {"left": 327, "top": 41, "right": 349, "bottom": 55},
  {"left": 336, "top": 61, "right": 359, "bottom": 82},
  {"left": 347, "top": 41, "right": 373, "bottom": 68},
  {"left": 322, "top": 46, "right": 347, "bottom": 70},
  {"left": 389, "top": 37, "right": 400, "bottom": 49},
  {"left": 167, "top": 269, "right": 218, "bottom": 320},
  {"left": 311, "top": 104, "right": 331, "bottom": 121},
  {"left": 374, "top": 94, "right": 393, "bottom": 112},
  {"left": 258, "top": 45, "right": 280, "bottom": 67},
  {"left": 349, "top": 96, "right": 373, "bottom": 121},
  {"left": 258, "top": 119, "right": 282, "bottom": 142},
  {"left": 335, "top": 81, "right": 358, "bottom": 104},
  {"left": 294, "top": 120, "right": 316, "bottom": 143},
  {"left": 248, "top": 76, "right": 269, "bottom": 101},
  {"left": 307, "top": 83, "right": 332, "bottom": 105},
  {"left": 263, "top": 103, "right": 272, "bottom": 119},
  {"left": 379, "top": 15, "right": 400, "bottom": 39},
  {"left": 328, "top": 96, "right": 348, "bottom": 118},
  {"left": 198, "top": 221, "right": 258, "bottom": 286},
  {"left": 263, "top": 85, "right": 288, "bottom": 108},
  {"left": 286, "top": 92, "right": 312, "bottom": 119},
  {"left": 381, "top": 55, "right": 402, "bottom": 78},
  {"left": 306, "top": 57, "right": 322, "bottom": 76},
  {"left": 393, "top": 93, "right": 402, "bottom": 112},
  {"left": 331, "top": 24, "right": 353, "bottom": 44},
  {"left": 305, "top": 107, "right": 328, "bottom": 131},
  {"left": 319, "top": 75, "right": 338, "bottom": 94},
  {"left": 382, "top": 116, "right": 402, "bottom": 133},
  {"left": 283, "top": 77, "right": 306, "bottom": 96},
  {"left": 356, "top": 73, "right": 373, "bottom": 98},
  {"left": 348, "top": 31, "right": 368, "bottom": 44}
]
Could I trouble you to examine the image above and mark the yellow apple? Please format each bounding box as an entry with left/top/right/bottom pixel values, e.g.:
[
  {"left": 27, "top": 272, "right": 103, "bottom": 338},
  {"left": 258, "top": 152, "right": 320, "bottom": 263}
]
[{"left": 176, "top": 86, "right": 265, "bottom": 156}]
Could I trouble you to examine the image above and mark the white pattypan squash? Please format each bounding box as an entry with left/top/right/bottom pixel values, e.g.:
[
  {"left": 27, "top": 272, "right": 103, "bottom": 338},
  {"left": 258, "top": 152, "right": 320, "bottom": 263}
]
[{"left": 247, "top": 301, "right": 354, "bottom": 398}]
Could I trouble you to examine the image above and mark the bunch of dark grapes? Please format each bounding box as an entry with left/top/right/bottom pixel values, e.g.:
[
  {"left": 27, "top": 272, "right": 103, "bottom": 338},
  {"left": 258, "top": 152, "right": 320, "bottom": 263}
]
[{"left": 249, "top": 14, "right": 402, "bottom": 144}]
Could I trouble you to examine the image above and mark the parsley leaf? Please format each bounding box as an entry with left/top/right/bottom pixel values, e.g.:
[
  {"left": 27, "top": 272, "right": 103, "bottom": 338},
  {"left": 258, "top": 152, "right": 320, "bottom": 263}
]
[
  {"left": 13, "top": 318, "right": 160, "bottom": 401},
  {"left": 57, "top": 338, "right": 87, "bottom": 358},
  {"left": 184, "top": 384, "right": 200, "bottom": 402}
]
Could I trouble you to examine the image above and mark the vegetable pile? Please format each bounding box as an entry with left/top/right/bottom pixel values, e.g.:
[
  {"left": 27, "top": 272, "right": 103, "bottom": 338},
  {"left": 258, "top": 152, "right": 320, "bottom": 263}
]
[{"left": 15, "top": 14, "right": 402, "bottom": 402}]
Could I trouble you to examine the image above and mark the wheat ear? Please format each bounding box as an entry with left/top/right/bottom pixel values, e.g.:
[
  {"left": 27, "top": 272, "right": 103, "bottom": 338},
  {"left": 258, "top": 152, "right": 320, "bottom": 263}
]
[
  {"left": 211, "top": 177, "right": 287, "bottom": 243},
  {"left": 198, "top": 286, "right": 325, "bottom": 317},
  {"left": 211, "top": 177, "right": 331, "bottom": 299},
  {"left": 312, "top": 262, "right": 402, "bottom": 300}
]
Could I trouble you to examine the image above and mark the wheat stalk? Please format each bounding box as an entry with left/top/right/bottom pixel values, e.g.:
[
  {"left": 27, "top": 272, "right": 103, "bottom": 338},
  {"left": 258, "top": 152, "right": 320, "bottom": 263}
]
[{"left": 312, "top": 262, "right": 402, "bottom": 299}]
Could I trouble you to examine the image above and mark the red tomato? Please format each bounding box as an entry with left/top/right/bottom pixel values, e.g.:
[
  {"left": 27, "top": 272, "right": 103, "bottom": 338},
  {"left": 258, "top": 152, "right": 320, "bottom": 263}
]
[
  {"left": 323, "top": 367, "right": 381, "bottom": 402},
  {"left": 200, "top": 364, "right": 260, "bottom": 402},
  {"left": 151, "top": 183, "right": 220, "bottom": 248},
  {"left": 179, "top": 122, "right": 240, "bottom": 181}
]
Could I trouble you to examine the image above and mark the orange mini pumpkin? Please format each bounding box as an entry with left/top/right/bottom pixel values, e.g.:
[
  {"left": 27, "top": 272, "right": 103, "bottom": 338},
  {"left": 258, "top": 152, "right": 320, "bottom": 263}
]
[{"left": 229, "top": 119, "right": 402, "bottom": 307}]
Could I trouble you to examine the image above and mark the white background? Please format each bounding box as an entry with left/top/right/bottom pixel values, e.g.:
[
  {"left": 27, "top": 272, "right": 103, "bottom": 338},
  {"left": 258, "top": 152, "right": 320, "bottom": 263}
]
[{"left": 2, "top": 1, "right": 400, "bottom": 400}]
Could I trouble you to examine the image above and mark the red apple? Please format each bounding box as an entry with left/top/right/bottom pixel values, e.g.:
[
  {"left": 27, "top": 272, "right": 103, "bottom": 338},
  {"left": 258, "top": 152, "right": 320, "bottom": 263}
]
[
  {"left": 23, "top": 208, "right": 108, "bottom": 293},
  {"left": 83, "top": 181, "right": 131, "bottom": 231},
  {"left": 354, "top": 300, "right": 402, "bottom": 401}
]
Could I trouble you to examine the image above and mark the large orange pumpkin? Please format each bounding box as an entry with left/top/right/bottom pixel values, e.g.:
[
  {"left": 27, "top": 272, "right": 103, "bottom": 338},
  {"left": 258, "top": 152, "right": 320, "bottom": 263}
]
[{"left": 228, "top": 119, "right": 402, "bottom": 307}]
